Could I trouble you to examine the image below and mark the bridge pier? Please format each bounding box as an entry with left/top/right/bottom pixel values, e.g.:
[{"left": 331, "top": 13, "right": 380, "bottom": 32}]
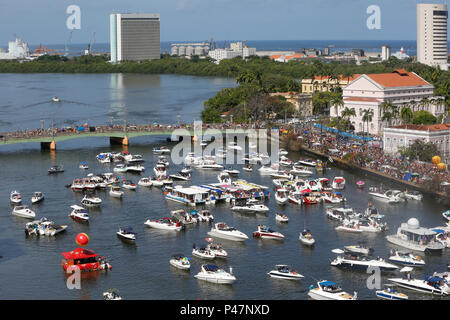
[
  {"left": 41, "top": 140, "right": 56, "bottom": 151},
  {"left": 110, "top": 136, "right": 129, "bottom": 146}
]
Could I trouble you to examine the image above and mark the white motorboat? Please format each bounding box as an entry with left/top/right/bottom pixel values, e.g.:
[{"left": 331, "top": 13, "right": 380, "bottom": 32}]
[
  {"left": 138, "top": 177, "right": 153, "bottom": 187},
  {"left": 275, "top": 213, "right": 289, "bottom": 223},
  {"left": 25, "top": 218, "right": 67, "bottom": 236},
  {"left": 124, "top": 154, "right": 145, "bottom": 163},
  {"left": 79, "top": 162, "right": 88, "bottom": 170},
  {"left": 326, "top": 207, "right": 358, "bottom": 221},
  {"left": 69, "top": 205, "right": 89, "bottom": 222},
  {"left": 375, "top": 284, "right": 409, "bottom": 300},
  {"left": 153, "top": 164, "right": 167, "bottom": 178},
  {"left": 109, "top": 185, "right": 124, "bottom": 198},
  {"left": 252, "top": 225, "right": 285, "bottom": 240},
  {"left": 122, "top": 180, "right": 137, "bottom": 190},
  {"left": 206, "top": 243, "right": 227, "bottom": 258},
  {"left": 288, "top": 192, "right": 303, "bottom": 205},
  {"left": 432, "top": 227, "right": 450, "bottom": 248},
  {"left": 388, "top": 249, "right": 425, "bottom": 267},
  {"left": 279, "top": 156, "right": 293, "bottom": 167},
  {"left": 356, "top": 216, "right": 388, "bottom": 233},
  {"left": 81, "top": 195, "right": 102, "bottom": 207},
  {"left": 268, "top": 265, "right": 303, "bottom": 280},
  {"left": 197, "top": 210, "right": 214, "bottom": 222},
  {"left": 258, "top": 165, "right": 279, "bottom": 175},
  {"left": 207, "top": 222, "right": 248, "bottom": 241},
  {"left": 196, "top": 162, "right": 224, "bottom": 170},
  {"left": 404, "top": 190, "right": 423, "bottom": 201},
  {"left": 103, "top": 289, "right": 122, "bottom": 300},
  {"left": 96, "top": 153, "right": 112, "bottom": 163},
  {"left": 331, "top": 249, "right": 398, "bottom": 272},
  {"left": 48, "top": 165, "right": 65, "bottom": 174},
  {"left": 270, "top": 171, "right": 291, "bottom": 179},
  {"left": 299, "top": 229, "right": 315, "bottom": 246},
  {"left": 290, "top": 166, "right": 313, "bottom": 176},
  {"left": 10, "top": 190, "right": 22, "bottom": 204},
  {"left": 192, "top": 245, "right": 216, "bottom": 260},
  {"left": 113, "top": 164, "right": 128, "bottom": 173},
  {"left": 368, "top": 188, "right": 401, "bottom": 203},
  {"left": 169, "top": 172, "right": 191, "bottom": 181},
  {"left": 231, "top": 199, "right": 269, "bottom": 214},
  {"left": 335, "top": 220, "right": 362, "bottom": 233},
  {"left": 243, "top": 165, "right": 253, "bottom": 172},
  {"left": 156, "top": 155, "right": 169, "bottom": 167},
  {"left": 332, "top": 177, "right": 346, "bottom": 190},
  {"left": 442, "top": 210, "right": 450, "bottom": 222},
  {"left": 386, "top": 218, "right": 445, "bottom": 253},
  {"left": 151, "top": 178, "right": 164, "bottom": 187},
  {"left": 31, "top": 192, "right": 44, "bottom": 204},
  {"left": 171, "top": 209, "right": 198, "bottom": 225},
  {"left": 117, "top": 227, "right": 136, "bottom": 241},
  {"left": 152, "top": 146, "right": 171, "bottom": 154},
  {"left": 194, "top": 264, "right": 236, "bottom": 284},
  {"left": 144, "top": 217, "right": 183, "bottom": 231},
  {"left": 12, "top": 205, "right": 35, "bottom": 219},
  {"left": 278, "top": 149, "right": 288, "bottom": 156},
  {"left": 170, "top": 254, "right": 190, "bottom": 270},
  {"left": 389, "top": 270, "right": 450, "bottom": 296},
  {"left": 344, "top": 243, "right": 374, "bottom": 255},
  {"left": 126, "top": 164, "right": 145, "bottom": 173},
  {"left": 223, "top": 167, "right": 240, "bottom": 175},
  {"left": 321, "top": 191, "right": 345, "bottom": 204},
  {"left": 308, "top": 280, "right": 357, "bottom": 300},
  {"left": 181, "top": 167, "right": 192, "bottom": 174},
  {"left": 52, "top": 96, "right": 60, "bottom": 102},
  {"left": 275, "top": 188, "right": 288, "bottom": 205},
  {"left": 295, "top": 159, "right": 316, "bottom": 167},
  {"left": 218, "top": 171, "right": 231, "bottom": 184}
]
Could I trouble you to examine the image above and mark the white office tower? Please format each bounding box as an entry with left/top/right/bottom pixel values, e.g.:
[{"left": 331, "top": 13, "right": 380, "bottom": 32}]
[
  {"left": 417, "top": 3, "right": 448, "bottom": 70},
  {"left": 381, "top": 45, "right": 391, "bottom": 61},
  {"left": 110, "top": 13, "right": 160, "bottom": 63}
]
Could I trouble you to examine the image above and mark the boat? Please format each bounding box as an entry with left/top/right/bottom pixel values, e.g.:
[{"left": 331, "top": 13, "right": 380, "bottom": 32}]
[
  {"left": 103, "top": 289, "right": 122, "bottom": 300},
  {"left": 218, "top": 171, "right": 231, "bottom": 184},
  {"left": 96, "top": 153, "right": 112, "bottom": 163},
  {"left": 278, "top": 149, "right": 288, "bottom": 156},
  {"left": 258, "top": 165, "right": 279, "bottom": 175},
  {"left": 207, "top": 222, "right": 248, "bottom": 241},
  {"left": 195, "top": 159, "right": 224, "bottom": 170},
  {"left": 169, "top": 254, "right": 190, "bottom": 270},
  {"left": 270, "top": 171, "right": 292, "bottom": 179},
  {"left": 243, "top": 164, "right": 253, "bottom": 172},
  {"left": 24, "top": 217, "right": 67, "bottom": 236},
  {"left": 137, "top": 177, "right": 152, "bottom": 187},
  {"left": 326, "top": 207, "right": 358, "bottom": 221},
  {"left": 69, "top": 205, "right": 89, "bottom": 222},
  {"left": 368, "top": 188, "right": 401, "bottom": 203},
  {"left": 223, "top": 167, "right": 240, "bottom": 175},
  {"left": 443, "top": 210, "right": 450, "bottom": 222},
  {"left": 144, "top": 217, "right": 183, "bottom": 231},
  {"left": 192, "top": 245, "right": 216, "bottom": 260},
  {"left": 117, "top": 227, "right": 136, "bottom": 241},
  {"left": 252, "top": 225, "right": 285, "bottom": 240},
  {"left": 331, "top": 249, "right": 398, "bottom": 272},
  {"left": 194, "top": 264, "right": 236, "bottom": 284},
  {"left": 124, "top": 154, "right": 145, "bottom": 163},
  {"left": 156, "top": 155, "right": 169, "bottom": 167},
  {"left": 79, "top": 162, "right": 89, "bottom": 170},
  {"left": 165, "top": 186, "right": 211, "bottom": 206},
  {"left": 152, "top": 146, "right": 171, "bottom": 154},
  {"left": 344, "top": 243, "right": 374, "bottom": 255},
  {"left": 375, "top": 284, "right": 409, "bottom": 300},
  {"left": 113, "top": 164, "right": 128, "bottom": 173},
  {"left": 228, "top": 142, "right": 242, "bottom": 152},
  {"left": 10, "top": 190, "right": 22, "bottom": 204},
  {"left": 388, "top": 249, "right": 425, "bottom": 267},
  {"left": 295, "top": 159, "right": 316, "bottom": 167},
  {"left": 274, "top": 188, "right": 288, "bottom": 205},
  {"left": 181, "top": 167, "right": 192, "bottom": 174},
  {"left": 61, "top": 247, "right": 111, "bottom": 272},
  {"left": 317, "top": 178, "right": 332, "bottom": 191},
  {"left": 356, "top": 180, "right": 365, "bottom": 188},
  {"left": 335, "top": 220, "right": 363, "bottom": 233},
  {"left": 275, "top": 213, "right": 289, "bottom": 223},
  {"left": 109, "top": 185, "right": 124, "bottom": 198},
  {"left": 81, "top": 195, "right": 102, "bottom": 207},
  {"left": 153, "top": 164, "right": 167, "bottom": 178},
  {"left": 404, "top": 190, "right": 423, "bottom": 201},
  {"left": 432, "top": 227, "right": 450, "bottom": 248},
  {"left": 332, "top": 177, "right": 346, "bottom": 190},
  {"left": 12, "top": 205, "right": 35, "bottom": 219},
  {"left": 279, "top": 156, "right": 293, "bottom": 167},
  {"left": 388, "top": 269, "right": 450, "bottom": 296},
  {"left": 169, "top": 172, "right": 191, "bottom": 181},
  {"left": 288, "top": 192, "right": 303, "bottom": 205},
  {"left": 321, "top": 191, "right": 345, "bottom": 204},
  {"left": 126, "top": 164, "right": 145, "bottom": 173},
  {"left": 171, "top": 209, "right": 198, "bottom": 225},
  {"left": 386, "top": 218, "right": 445, "bottom": 253},
  {"left": 48, "top": 165, "right": 64, "bottom": 174},
  {"left": 290, "top": 166, "right": 313, "bottom": 176},
  {"left": 308, "top": 280, "right": 357, "bottom": 300},
  {"left": 52, "top": 96, "right": 60, "bottom": 102},
  {"left": 197, "top": 210, "right": 214, "bottom": 222},
  {"left": 122, "top": 180, "right": 137, "bottom": 190},
  {"left": 267, "top": 265, "right": 304, "bottom": 280},
  {"left": 231, "top": 199, "right": 269, "bottom": 213},
  {"left": 356, "top": 216, "right": 388, "bottom": 233},
  {"left": 299, "top": 229, "right": 315, "bottom": 246},
  {"left": 206, "top": 242, "right": 228, "bottom": 258}
]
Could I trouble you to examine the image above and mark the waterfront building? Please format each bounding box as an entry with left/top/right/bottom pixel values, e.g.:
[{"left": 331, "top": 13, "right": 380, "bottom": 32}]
[
  {"left": 381, "top": 45, "right": 391, "bottom": 61},
  {"left": 331, "top": 69, "right": 446, "bottom": 135},
  {"left": 170, "top": 42, "right": 210, "bottom": 57},
  {"left": 269, "top": 92, "right": 313, "bottom": 117},
  {"left": 207, "top": 41, "right": 256, "bottom": 63},
  {"left": 383, "top": 123, "right": 450, "bottom": 162},
  {"left": 0, "top": 38, "right": 31, "bottom": 60},
  {"left": 110, "top": 13, "right": 160, "bottom": 63},
  {"left": 417, "top": 3, "right": 448, "bottom": 70},
  {"left": 301, "top": 74, "right": 359, "bottom": 94}
]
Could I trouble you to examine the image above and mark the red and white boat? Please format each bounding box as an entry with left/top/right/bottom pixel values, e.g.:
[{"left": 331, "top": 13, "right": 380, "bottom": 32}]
[
  {"left": 61, "top": 247, "right": 111, "bottom": 272},
  {"left": 317, "top": 178, "right": 332, "bottom": 191},
  {"left": 144, "top": 217, "right": 183, "bottom": 231},
  {"left": 252, "top": 225, "right": 285, "bottom": 240},
  {"left": 332, "top": 177, "right": 346, "bottom": 190},
  {"left": 71, "top": 179, "right": 85, "bottom": 191},
  {"left": 288, "top": 192, "right": 303, "bottom": 205},
  {"left": 69, "top": 205, "right": 89, "bottom": 222}
]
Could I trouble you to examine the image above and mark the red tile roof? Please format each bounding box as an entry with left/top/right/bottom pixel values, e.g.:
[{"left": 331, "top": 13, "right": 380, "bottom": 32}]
[
  {"left": 366, "top": 70, "right": 430, "bottom": 88},
  {"left": 344, "top": 97, "right": 382, "bottom": 102},
  {"left": 392, "top": 123, "right": 450, "bottom": 131}
]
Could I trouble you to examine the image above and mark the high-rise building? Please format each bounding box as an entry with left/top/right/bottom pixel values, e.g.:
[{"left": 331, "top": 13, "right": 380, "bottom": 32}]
[
  {"left": 381, "top": 45, "right": 391, "bottom": 61},
  {"left": 110, "top": 13, "right": 160, "bottom": 63},
  {"left": 417, "top": 3, "right": 448, "bottom": 70}
]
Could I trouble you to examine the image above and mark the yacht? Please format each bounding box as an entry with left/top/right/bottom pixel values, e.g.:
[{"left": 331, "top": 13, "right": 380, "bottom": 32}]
[
  {"left": 299, "top": 229, "right": 315, "bottom": 246},
  {"left": 308, "top": 280, "right": 357, "bottom": 300},
  {"left": 152, "top": 146, "right": 171, "bottom": 154},
  {"left": 344, "top": 243, "right": 374, "bottom": 256},
  {"left": 332, "top": 177, "right": 346, "bottom": 190},
  {"left": 368, "top": 188, "right": 401, "bottom": 203},
  {"left": 386, "top": 218, "right": 445, "bottom": 253},
  {"left": 12, "top": 206, "right": 35, "bottom": 219},
  {"left": 194, "top": 264, "right": 236, "bottom": 284},
  {"left": 252, "top": 225, "right": 285, "bottom": 240},
  {"left": 290, "top": 166, "right": 313, "bottom": 176},
  {"left": 192, "top": 245, "right": 216, "bottom": 260},
  {"left": 223, "top": 167, "right": 240, "bottom": 175},
  {"left": 207, "top": 222, "right": 248, "bottom": 241},
  {"left": 388, "top": 249, "right": 425, "bottom": 267},
  {"left": 81, "top": 195, "right": 102, "bottom": 207},
  {"left": 206, "top": 243, "right": 227, "bottom": 258},
  {"left": 103, "top": 289, "right": 122, "bottom": 300},
  {"left": 144, "top": 217, "right": 183, "bottom": 231},
  {"left": 10, "top": 190, "right": 22, "bottom": 204},
  {"left": 169, "top": 254, "right": 190, "bottom": 270},
  {"left": 117, "top": 227, "right": 136, "bottom": 241},
  {"left": 267, "top": 265, "right": 303, "bottom": 280},
  {"left": 274, "top": 188, "right": 288, "bottom": 205},
  {"left": 109, "top": 185, "right": 124, "bottom": 198},
  {"left": 375, "top": 284, "right": 409, "bottom": 300},
  {"left": 404, "top": 190, "right": 423, "bottom": 201},
  {"left": 275, "top": 213, "right": 289, "bottom": 223},
  {"left": 389, "top": 271, "right": 450, "bottom": 296},
  {"left": 48, "top": 165, "right": 64, "bottom": 174},
  {"left": 113, "top": 164, "right": 128, "bottom": 173},
  {"left": 326, "top": 207, "right": 357, "bottom": 221},
  {"left": 138, "top": 177, "right": 153, "bottom": 187},
  {"left": 169, "top": 171, "right": 191, "bottom": 181},
  {"left": 230, "top": 199, "right": 269, "bottom": 214},
  {"left": 295, "top": 159, "right": 316, "bottom": 167},
  {"left": 330, "top": 249, "right": 398, "bottom": 272},
  {"left": 69, "top": 205, "right": 89, "bottom": 222},
  {"left": 122, "top": 180, "right": 137, "bottom": 190}
]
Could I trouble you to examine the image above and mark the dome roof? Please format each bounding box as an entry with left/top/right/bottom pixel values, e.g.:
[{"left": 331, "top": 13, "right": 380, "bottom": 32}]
[{"left": 407, "top": 218, "right": 420, "bottom": 229}]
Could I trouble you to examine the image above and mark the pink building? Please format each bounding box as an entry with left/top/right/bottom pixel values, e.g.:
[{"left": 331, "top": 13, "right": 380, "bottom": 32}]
[
  {"left": 383, "top": 123, "right": 450, "bottom": 161},
  {"left": 331, "top": 69, "right": 446, "bottom": 135}
]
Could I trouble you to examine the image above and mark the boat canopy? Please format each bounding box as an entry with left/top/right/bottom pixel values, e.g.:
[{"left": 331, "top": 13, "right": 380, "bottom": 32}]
[
  {"left": 319, "top": 280, "right": 338, "bottom": 287},
  {"left": 62, "top": 247, "right": 98, "bottom": 260},
  {"left": 203, "top": 264, "right": 219, "bottom": 271}
]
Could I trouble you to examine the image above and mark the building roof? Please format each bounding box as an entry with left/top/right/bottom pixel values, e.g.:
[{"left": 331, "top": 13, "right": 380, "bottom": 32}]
[
  {"left": 391, "top": 123, "right": 450, "bottom": 132},
  {"left": 365, "top": 69, "right": 430, "bottom": 88},
  {"left": 269, "top": 54, "right": 282, "bottom": 60},
  {"left": 344, "top": 97, "right": 382, "bottom": 103}
]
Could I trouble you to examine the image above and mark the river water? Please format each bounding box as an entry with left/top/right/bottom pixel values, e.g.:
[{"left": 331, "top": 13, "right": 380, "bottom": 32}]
[{"left": 0, "top": 74, "right": 449, "bottom": 300}]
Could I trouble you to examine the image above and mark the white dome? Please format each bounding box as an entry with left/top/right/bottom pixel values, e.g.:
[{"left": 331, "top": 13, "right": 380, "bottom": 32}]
[{"left": 407, "top": 218, "right": 420, "bottom": 229}]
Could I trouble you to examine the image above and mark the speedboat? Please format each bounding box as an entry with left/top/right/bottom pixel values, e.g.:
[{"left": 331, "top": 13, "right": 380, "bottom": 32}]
[
  {"left": 171, "top": 209, "right": 198, "bottom": 225},
  {"left": 299, "top": 229, "right": 315, "bottom": 246},
  {"left": 331, "top": 249, "right": 398, "bottom": 272},
  {"left": 122, "top": 180, "right": 137, "bottom": 190},
  {"left": 218, "top": 171, "right": 231, "bottom": 184},
  {"left": 326, "top": 207, "right": 358, "bottom": 221},
  {"left": 124, "top": 154, "right": 145, "bottom": 163},
  {"left": 152, "top": 146, "right": 171, "bottom": 154},
  {"left": 206, "top": 242, "right": 227, "bottom": 258},
  {"left": 153, "top": 164, "right": 167, "bottom": 178},
  {"left": 117, "top": 227, "right": 136, "bottom": 241},
  {"left": 335, "top": 220, "right": 362, "bottom": 233},
  {"left": 12, "top": 206, "right": 35, "bottom": 219},
  {"left": 288, "top": 192, "right": 302, "bottom": 205},
  {"left": 344, "top": 243, "right": 374, "bottom": 256},
  {"left": 404, "top": 190, "right": 423, "bottom": 201},
  {"left": 194, "top": 264, "right": 236, "bottom": 284},
  {"left": 181, "top": 167, "right": 192, "bottom": 174},
  {"left": 207, "top": 222, "right": 248, "bottom": 241},
  {"left": 375, "top": 284, "right": 408, "bottom": 300},
  {"left": 25, "top": 218, "right": 67, "bottom": 236},
  {"left": 243, "top": 164, "right": 253, "bottom": 172},
  {"left": 69, "top": 205, "right": 89, "bottom": 222},
  {"left": 278, "top": 149, "right": 288, "bottom": 156},
  {"left": 113, "top": 164, "right": 128, "bottom": 173},
  {"left": 144, "top": 217, "right": 183, "bottom": 231},
  {"left": 279, "top": 156, "right": 293, "bottom": 167},
  {"left": 169, "top": 172, "right": 191, "bottom": 181},
  {"left": 290, "top": 166, "right": 313, "bottom": 176},
  {"left": 192, "top": 245, "right": 216, "bottom": 260},
  {"left": 170, "top": 254, "right": 190, "bottom": 270},
  {"left": 138, "top": 177, "right": 153, "bottom": 187},
  {"left": 223, "top": 167, "right": 240, "bottom": 175},
  {"left": 109, "top": 185, "right": 124, "bottom": 198},
  {"left": 258, "top": 165, "right": 279, "bottom": 175},
  {"left": 433, "top": 227, "right": 450, "bottom": 248},
  {"left": 356, "top": 180, "right": 365, "bottom": 189},
  {"left": 442, "top": 210, "right": 450, "bottom": 223},
  {"left": 103, "top": 289, "right": 122, "bottom": 300},
  {"left": 268, "top": 265, "right": 303, "bottom": 280},
  {"left": 48, "top": 165, "right": 64, "bottom": 174},
  {"left": 275, "top": 213, "right": 289, "bottom": 223},
  {"left": 10, "top": 190, "right": 22, "bottom": 204},
  {"left": 270, "top": 171, "right": 291, "bottom": 180},
  {"left": 252, "top": 225, "right": 285, "bottom": 240},
  {"left": 389, "top": 270, "right": 450, "bottom": 296},
  {"left": 295, "top": 159, "right": 316, "bottom": 167},
  {"left": 79, "top": 162, "right": 89, "bottom": 170},
  {"left": 308, "top": 280, "right": 357, "bottom": 300},
  {"left": 197, "top": 210, "right": 214, "bottom": 222},
  {"left": 332, "top": 177, "right": 345, "bottom": 190},
  {"left": 388, "top": 249, "right": 425, "bottom": 267},
  {"left": 275, "top": 188, "right": 288, "bottom": 205},
  {"left": 321, "top": 191, "right": 345, "bottom": 204},
  {"left": 81, "top": 195, "right": 102, "bottom": 207},
  {"left": 368, "top": 188, "right": 401, "bottom": 203},
  {"left": 126, "top": 164, "right": 145, "bottom": 173},
  {"left": 231, "top": 199, "right": 269, "bottom": 214},
  {"left": 52, "top": 96, "right": 60, "bottom": 102},
  {"left": 70, "top": 179, "right": 85, "bottom": 192},
  {"left": 25, "top": 189, "right": 44, "bottom": 206}
]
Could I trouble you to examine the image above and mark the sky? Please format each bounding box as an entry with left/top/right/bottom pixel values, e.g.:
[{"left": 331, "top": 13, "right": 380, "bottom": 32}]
[{"left": 0, "top": 0, "right": 448, "bottom": 45}]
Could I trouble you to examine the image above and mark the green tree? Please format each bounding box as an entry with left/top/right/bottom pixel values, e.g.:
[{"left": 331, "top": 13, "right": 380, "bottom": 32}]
[{"left": 412, "top": 110, "right": 437, "bottom": 125}]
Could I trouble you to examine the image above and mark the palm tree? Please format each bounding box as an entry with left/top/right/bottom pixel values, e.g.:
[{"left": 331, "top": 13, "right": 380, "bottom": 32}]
[
  {"left": 362, "top": 108, "right": 374, "bottom": 136},
  {"left": 400, "top": 106, "right": 413, "bottom": 124},
  {"left": 341, "top": 107, "right": 356, "bottom": 120},
  {"left": 331, "top": 95, "right": 344, "bottom": 116}
]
